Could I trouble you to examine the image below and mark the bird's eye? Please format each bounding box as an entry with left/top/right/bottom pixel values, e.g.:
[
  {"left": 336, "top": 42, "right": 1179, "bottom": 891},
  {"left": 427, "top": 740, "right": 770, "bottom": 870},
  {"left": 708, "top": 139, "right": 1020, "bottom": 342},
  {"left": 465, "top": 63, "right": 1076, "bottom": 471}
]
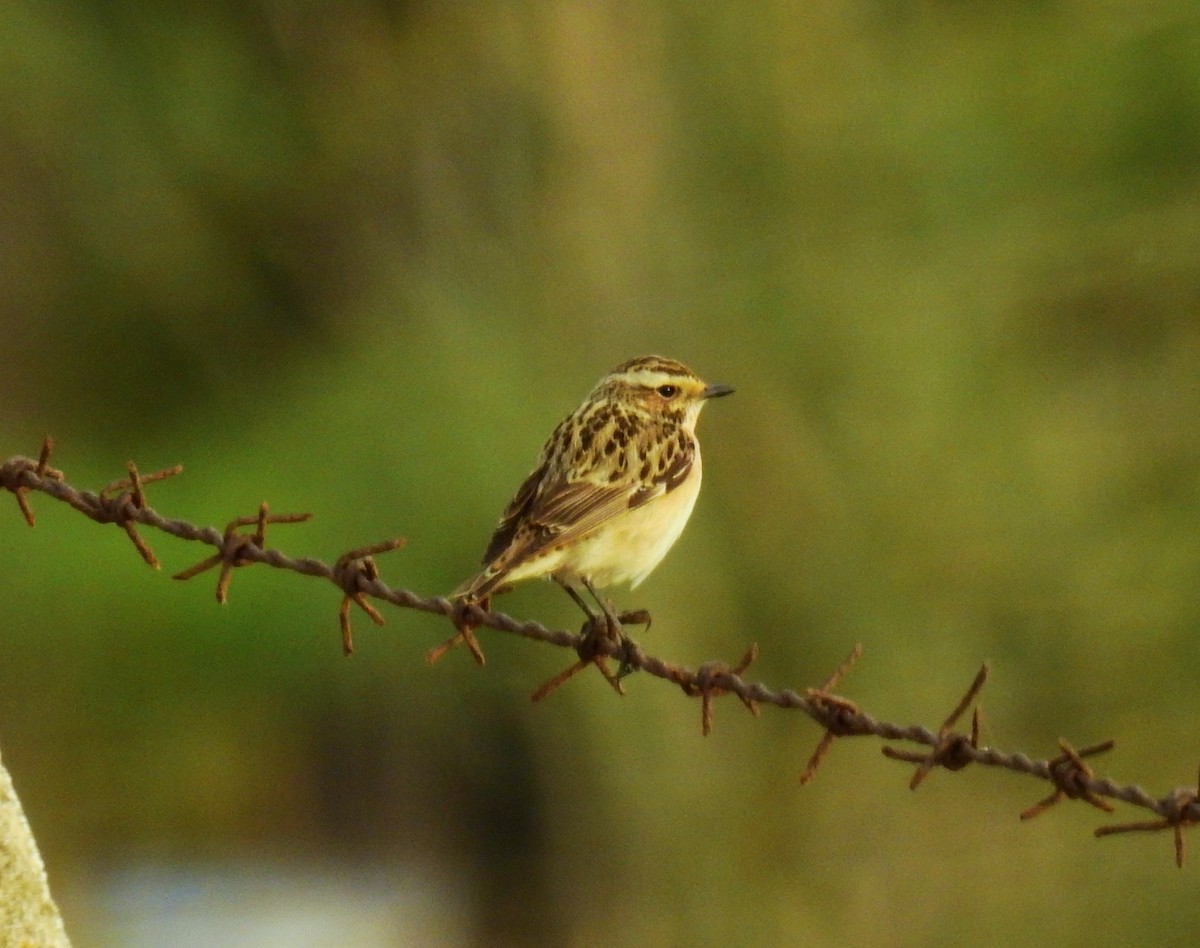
[{"left": 656, "top": 384, "right": 678, "bottom": 398}]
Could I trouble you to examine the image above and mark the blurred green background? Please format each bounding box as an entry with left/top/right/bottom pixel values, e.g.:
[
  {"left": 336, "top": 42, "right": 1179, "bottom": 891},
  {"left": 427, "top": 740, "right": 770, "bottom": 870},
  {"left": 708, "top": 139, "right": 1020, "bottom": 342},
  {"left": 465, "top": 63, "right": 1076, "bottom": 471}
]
[{"left": 3, "top": 1, "right": 1200, "bottom": 945}]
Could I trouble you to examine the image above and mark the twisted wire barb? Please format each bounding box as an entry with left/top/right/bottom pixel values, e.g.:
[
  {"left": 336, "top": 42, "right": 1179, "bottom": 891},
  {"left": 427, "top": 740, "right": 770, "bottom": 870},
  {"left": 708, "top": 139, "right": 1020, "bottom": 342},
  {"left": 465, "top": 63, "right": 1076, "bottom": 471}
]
[{"left": 3, "top": 441, "right": 1199, "bottom": 865}]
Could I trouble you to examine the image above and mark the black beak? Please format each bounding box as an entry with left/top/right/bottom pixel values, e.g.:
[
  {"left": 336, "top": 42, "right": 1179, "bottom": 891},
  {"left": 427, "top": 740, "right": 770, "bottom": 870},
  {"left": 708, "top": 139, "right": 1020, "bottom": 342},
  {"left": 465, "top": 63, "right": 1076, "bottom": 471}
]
[{"left": 702, "top": 382, "right": 735, "bottom": 399}]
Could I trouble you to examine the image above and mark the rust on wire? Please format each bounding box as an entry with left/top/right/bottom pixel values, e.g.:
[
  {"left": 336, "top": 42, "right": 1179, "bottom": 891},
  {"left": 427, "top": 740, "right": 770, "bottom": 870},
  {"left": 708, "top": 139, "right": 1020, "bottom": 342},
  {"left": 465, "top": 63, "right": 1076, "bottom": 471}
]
[
  {"left": 8, "top": 438, "right": 1200, "bottom": 863},
  {"left": 882, "top": 664, "right": 989, "bottom": 790},
  {"left": 677, "top": 643, "right": 760, "bottom": 736},
  {"left": 529, "top": 655, "right": 595, "bottom": 702},
  {"left": 800, "top": 643, "right": 865, "bottom": 784},
  {"left": 1019, "top": 739, "right": 1116, "bottom": 821},
  {"left": 173, "top": 501, "right": 312, "bottom": 603},
  {"left": 333, "top": 539, "right": 406, "bottom": 656},
  {"left": 2, "top": 436, "right": 64, "bottom": 526},
  {"left": 96, "top": 461, "right": 184, "bottom": 568},
  {"left": 1095, "top": 764, "right": 1200, "bottom": 868},
  {"left": 529, "top": 613, "right": 641, "bottom": 702},
  {"left": 426, "top": 598, "right": 489, "bottom": 667}
]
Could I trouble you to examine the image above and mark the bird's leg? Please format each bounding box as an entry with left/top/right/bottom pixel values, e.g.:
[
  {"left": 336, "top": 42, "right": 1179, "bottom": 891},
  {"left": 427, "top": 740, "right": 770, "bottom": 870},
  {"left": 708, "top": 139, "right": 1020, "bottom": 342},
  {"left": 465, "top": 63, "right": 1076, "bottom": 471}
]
[
  {"left": 555, "top": 578, "right": 645, "bottom": 680},
  {"left": 554, "top": 576, "right": 621, "bottom": 642},
  {"left": 580, "top": 576, "right": 625, "bottom": 643},
  {"left": 583, "top": 581, "right": 655, "bottom": 678},
  {"left": 577, "top": 579, "right": 652, "bottom": 638},
  {"left": 550, "top": 577, "right": 624, "bottom": 693},
  {"left": 555, "top": 577, "right": 599, "bottom": 624}
]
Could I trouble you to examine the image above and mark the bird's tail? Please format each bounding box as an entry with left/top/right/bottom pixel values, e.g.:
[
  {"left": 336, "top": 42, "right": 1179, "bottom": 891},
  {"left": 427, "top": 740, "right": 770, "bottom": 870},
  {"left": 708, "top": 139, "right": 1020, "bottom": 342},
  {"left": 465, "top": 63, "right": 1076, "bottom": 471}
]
[{"left": 450, "top": 564, "right": 507, "bottom": 602}]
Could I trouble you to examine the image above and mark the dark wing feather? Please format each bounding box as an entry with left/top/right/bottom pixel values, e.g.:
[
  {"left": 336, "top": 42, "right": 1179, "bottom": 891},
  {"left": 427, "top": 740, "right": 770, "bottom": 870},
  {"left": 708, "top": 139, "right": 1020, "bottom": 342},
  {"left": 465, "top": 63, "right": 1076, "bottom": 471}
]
[
  {"left": 481, "top": 455, "right": 550, "bottom": 565},
  {"left": 492, "top": 432, "right": 696, "bottom": 573},
  {"left": 453, "top": 422, "right": 695, "bottom": 601},
  {"left": 453, "top": 475, "right": 633, "bottom": 601},
  {"left": 481, "top": 477, "right": 630, "bottom": 576}
]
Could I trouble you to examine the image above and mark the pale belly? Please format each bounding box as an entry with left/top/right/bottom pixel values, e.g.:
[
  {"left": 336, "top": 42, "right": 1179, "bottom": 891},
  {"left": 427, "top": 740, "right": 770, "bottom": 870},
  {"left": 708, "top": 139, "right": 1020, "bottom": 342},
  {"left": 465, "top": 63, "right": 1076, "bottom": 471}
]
[{"left": 552, "top": 450, "right": 703, "bottom": 589}]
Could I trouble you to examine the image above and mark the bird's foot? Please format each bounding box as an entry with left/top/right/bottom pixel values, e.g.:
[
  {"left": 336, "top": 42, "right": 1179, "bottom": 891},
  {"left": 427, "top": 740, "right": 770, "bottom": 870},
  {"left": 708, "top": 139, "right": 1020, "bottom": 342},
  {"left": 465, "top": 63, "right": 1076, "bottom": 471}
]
[
  {"left": 578, "top": 605, "right": 650, "bottom": 679},
  {"left": 613, "top": 608, "right": 650, "bottom": 678}
]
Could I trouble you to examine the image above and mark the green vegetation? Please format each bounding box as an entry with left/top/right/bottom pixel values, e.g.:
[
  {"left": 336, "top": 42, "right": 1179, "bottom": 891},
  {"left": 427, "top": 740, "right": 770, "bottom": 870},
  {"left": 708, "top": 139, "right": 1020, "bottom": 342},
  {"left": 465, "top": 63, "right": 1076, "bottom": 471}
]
[{"left": 3, "top": 2, "right": 1200, "bottom": 944}]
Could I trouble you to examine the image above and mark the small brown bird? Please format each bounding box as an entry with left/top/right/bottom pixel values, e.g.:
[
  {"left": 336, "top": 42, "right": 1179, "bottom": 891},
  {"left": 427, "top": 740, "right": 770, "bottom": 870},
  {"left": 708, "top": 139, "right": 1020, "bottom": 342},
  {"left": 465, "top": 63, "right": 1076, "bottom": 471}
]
[{"left": 452, "top": 355, "right": 733, "bottom": 632}]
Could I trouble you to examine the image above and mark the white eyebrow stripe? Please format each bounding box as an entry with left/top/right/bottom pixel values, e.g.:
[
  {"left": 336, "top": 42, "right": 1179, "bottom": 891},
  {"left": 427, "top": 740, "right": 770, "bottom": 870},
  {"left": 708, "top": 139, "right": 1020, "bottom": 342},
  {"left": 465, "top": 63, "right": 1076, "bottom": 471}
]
[{"left": 623, "top": 369, "right": 678, "bottom": 388}]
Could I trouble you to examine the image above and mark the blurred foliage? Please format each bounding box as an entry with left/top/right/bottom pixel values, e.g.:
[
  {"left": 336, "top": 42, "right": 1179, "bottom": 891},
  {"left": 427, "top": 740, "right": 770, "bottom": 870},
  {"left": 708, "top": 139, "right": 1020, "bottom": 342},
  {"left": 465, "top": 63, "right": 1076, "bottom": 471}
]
[{"left": 4, "top": 1, "right": 1200, "bottom": 945}]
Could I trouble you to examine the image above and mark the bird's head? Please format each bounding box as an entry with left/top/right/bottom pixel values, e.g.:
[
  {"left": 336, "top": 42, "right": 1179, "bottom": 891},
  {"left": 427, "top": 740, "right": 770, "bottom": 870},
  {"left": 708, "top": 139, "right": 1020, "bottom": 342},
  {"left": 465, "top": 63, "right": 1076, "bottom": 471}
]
[{"left": 594, "top": 355, "right": 734, "bottom": 428}]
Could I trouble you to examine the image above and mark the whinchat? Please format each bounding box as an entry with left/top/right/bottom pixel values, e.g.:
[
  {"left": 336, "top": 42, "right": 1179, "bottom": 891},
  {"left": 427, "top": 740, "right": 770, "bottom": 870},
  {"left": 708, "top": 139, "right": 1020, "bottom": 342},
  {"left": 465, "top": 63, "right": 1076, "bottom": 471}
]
[{"left": 452, "top": 355, "right": 733, "bottom": 634}]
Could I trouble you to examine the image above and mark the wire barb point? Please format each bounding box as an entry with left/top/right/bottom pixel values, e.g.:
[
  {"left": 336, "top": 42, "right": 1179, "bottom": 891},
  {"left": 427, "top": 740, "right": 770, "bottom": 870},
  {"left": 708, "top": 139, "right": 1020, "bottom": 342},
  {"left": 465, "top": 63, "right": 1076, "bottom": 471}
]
[
  {"left": 96, "top": 461, "right": 184, "bottom": 568},
  {"left": 427, "top": 599, "right": 488, "bottom": 667},
  {"left": 530, "top": 613, "right": 639, "bottom": 702},
  {"left": 10, "top": 439, "right": 1200, "bottom": 864},
  {"left": 172, "top": 501, "right": 312, "bottom": 603},
  {"left": 1094, "top": 762, "right": 1200, "bottom": 867},
  {"left": 677, "top": 643, "right": 760, "bottom": 736},
  {"left": 2, "top": 436, "right": 64, "bottom": 527},
  {"left": 882, "top": 664, "right": 989, "bottom": 790},
  {"left": 800, "top": 643, "right": 865, "bottom": 784},
  {"left": 333, "top": 539, "right": 406, "bottom": 655},
  {"left": 1019, "top": 739, "right": 1117, "bottom": 821}
]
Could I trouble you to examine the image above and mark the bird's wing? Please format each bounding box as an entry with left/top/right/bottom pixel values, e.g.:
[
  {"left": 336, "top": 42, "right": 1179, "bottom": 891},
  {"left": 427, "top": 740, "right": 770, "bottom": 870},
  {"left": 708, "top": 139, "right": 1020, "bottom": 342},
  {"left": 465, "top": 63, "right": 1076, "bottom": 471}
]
[
  {"left": 480, "top": 454, "right": 550, "bottom": 566},
  {"left": 488, "top": 433, "right": 696, "bottom": 573},
  {"left": 451, "top": 474, "right": 631, "bottom": 601},
  {"left": 454, "top": 427, "right": 694, "bottom": 601},
  {"left": 485, "top": 476, "right": 634, "bottom": 574}
]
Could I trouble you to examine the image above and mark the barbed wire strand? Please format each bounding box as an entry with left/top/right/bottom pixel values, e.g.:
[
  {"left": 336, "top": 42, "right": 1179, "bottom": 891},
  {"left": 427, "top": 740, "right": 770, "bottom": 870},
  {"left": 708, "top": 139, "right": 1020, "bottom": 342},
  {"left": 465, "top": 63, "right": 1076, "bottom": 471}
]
[{"left": 3, "top": 439, "right": 1199, "bottom": 866}]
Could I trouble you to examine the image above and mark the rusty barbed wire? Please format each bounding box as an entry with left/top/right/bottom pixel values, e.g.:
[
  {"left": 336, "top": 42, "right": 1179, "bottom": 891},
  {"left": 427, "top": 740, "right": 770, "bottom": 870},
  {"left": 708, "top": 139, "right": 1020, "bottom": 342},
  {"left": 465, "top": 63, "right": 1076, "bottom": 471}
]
[
  {"left": 800, "top": 643, "right": 864, "bottom": 784},
  {"left": 3, "top": 438, "right": 1200, "bottom": 866}
]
